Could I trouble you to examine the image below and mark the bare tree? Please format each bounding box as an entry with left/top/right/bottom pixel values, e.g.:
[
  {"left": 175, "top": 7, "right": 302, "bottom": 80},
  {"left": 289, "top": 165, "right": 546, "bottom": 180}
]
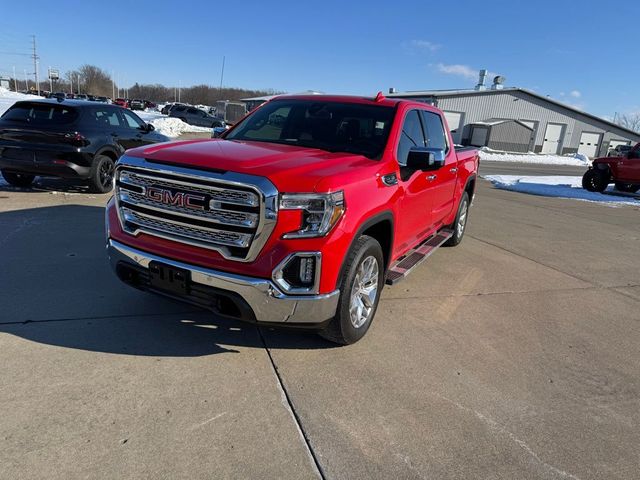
[{"left": 616, "top": 113, "right": 640, "bottom": 133}]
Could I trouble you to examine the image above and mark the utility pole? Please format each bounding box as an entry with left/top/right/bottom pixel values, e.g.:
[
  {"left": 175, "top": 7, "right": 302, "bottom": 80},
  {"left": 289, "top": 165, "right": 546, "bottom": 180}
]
[
  {"left": 24, "top": 69, "right": 29, "bottom": 91},
  {"left": 31, "top": 35, "right": 40, "bottom": 95},
  {"left": 178, "top": 80, "right": 181, "bottom": 103},
  {"left": 13, "top": 66, "right": 18, "bottom": 92},
  {"left": 111, "top": 70, "right": 115, "bottom": 99},
  {"left": 48, "top": 67, "right": 53, "bottom": 92},
  {"left": 77, "top": 74, "right": 80, "bottom": 94},
  {"left": 219, "top": 55, "right": 225, "bottom": 91}
]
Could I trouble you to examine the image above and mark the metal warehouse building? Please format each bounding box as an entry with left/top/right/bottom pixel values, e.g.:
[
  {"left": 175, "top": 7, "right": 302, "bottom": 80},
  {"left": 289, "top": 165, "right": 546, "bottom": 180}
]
[{"left": 389, "top": 73, "right": 640, "bottom": 158}]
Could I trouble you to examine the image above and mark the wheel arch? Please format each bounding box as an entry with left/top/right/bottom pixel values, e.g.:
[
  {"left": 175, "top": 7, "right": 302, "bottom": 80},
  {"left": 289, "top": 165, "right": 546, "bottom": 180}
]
[{"left": 337, "top": 211, "right": 394, "bottom": 283}]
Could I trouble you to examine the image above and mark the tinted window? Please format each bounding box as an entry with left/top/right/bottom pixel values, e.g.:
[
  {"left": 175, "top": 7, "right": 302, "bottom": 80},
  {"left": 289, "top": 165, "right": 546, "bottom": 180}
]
[
  {"left": 226, "top": 100, "right": 394, "bottom": 159},
  {"left": 1, "top": 103, "right": 78, "bottom": 125},
  {"left": 396, "top": 110, "right": 425, "bottom": 166},
  {"left": 173, "top": 106, "right": 186, "bottom": 113},
  {"left": 420, "top": 111, "right": 448, "bottom": 152},
  {"left": 187, "top": 108, "right": 199, "bottom": 115},
  {"left": 121, "top": 110, "right": 145, "bottom": 129},
  {"left": 88, "top": 108, "right": 121, "bottom": 127}
]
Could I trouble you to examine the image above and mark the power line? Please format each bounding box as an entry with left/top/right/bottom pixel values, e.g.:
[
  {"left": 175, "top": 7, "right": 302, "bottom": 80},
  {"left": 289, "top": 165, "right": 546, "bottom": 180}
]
[{"left": 31, "top": 35, "right": 40, "bottom": 95}]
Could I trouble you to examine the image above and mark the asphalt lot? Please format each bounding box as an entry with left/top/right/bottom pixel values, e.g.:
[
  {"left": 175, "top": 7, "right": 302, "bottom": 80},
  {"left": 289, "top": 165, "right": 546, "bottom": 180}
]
[{"left": 1, "top": 164, "right": 639, "bottom": 479}]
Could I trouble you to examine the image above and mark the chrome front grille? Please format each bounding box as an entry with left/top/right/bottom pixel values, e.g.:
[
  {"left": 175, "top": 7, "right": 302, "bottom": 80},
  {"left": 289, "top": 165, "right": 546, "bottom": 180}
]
[{"left": 114, "top": 156, "right": 278, "bottom": 261}]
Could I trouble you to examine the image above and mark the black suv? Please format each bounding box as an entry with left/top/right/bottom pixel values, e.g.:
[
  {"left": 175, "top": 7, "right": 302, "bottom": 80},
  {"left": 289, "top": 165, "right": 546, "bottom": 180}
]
[
  {"left": 0, "top": 99, "right": 170, "bottom": 192},
  {"left": 169, "top": 106, "right": 225, "bottom": 128}
]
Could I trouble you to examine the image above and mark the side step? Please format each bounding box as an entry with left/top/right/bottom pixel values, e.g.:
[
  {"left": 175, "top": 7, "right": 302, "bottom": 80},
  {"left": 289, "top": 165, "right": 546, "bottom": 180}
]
[{"left": 385, "top": 229, "right": 453, "bottom": 285}]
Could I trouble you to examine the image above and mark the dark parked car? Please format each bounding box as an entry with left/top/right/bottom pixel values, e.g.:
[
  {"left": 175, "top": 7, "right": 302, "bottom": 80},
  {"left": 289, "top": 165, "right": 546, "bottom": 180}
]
[
  {"left": 130, "top": 99, "right": 145, "bottom": 111},
  {"left": 95, "top": 96, "right": 110, "bottom": 103},
  {"left": 51, "top": 92, "right": 67, "bottom": 101},
  {"left": 161, "top": 102, "right": 185, "bottom": 115},
  {"left": 169, "top": 106, "right": 226, "bottom": 128},
  {"left": 0, "top": 99, "right": 170, "bottom": 192}
]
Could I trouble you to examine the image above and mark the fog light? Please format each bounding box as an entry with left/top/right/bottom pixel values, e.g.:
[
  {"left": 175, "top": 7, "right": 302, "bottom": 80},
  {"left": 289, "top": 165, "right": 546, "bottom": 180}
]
[
  {"left": 299, "top": 257, "right": 315, "bottom": 284},
  {"left": 273, "top": 252, "right": 321, "bottom": 294}
]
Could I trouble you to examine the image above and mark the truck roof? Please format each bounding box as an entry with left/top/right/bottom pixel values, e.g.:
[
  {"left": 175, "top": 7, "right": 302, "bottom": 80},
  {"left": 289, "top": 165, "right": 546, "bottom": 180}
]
[{"left": 267, "top": 93, "right": 409, "bottom": 109}]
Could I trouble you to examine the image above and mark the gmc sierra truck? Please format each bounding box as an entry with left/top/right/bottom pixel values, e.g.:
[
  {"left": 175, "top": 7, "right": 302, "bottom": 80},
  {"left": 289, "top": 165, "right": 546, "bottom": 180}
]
[{"left": 106, "top": 93, "right": 479, "bottom": 344}]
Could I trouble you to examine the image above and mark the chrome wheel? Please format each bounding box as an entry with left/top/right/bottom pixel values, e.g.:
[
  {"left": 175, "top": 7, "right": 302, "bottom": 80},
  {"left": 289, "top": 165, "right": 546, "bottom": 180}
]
[
  {"left": 457, "top": 199, "right": 468, "bottom": 238},
  {"left": 349, "top": 255, "right": 379, "bottom": 328}
]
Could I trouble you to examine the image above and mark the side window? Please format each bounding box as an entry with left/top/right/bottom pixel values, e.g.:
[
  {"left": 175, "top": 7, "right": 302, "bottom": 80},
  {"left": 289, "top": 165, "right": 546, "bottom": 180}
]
[
  {"left": 187, "top": 108, "right": 199, "bottom": 115},
  {"left": 420, "top": 111, "right": 448, "bottom": 152},
  {"left": 91, "top": 108, "right": 120, "bottom": 127},
  {"left": 121, "top": 110, "right": 145, "bottom": 129},
  {"left": 396, "top": 110, "right": 425, "bottom": 166}
]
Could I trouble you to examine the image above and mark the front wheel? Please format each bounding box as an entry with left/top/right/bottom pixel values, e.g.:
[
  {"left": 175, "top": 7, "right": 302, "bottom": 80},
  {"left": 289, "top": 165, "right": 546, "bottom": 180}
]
[
  {"left": 614, "top": 182, "right": 640, "bottom": 193},
  {"left": 1, "top": 170, "right": 35, "bottom": 188},
  {"left": 319, "top": 235, "right": 384, "bottom": 345},
  {"left": 582, "top": 169, "right": 608, "bottom": 192}
]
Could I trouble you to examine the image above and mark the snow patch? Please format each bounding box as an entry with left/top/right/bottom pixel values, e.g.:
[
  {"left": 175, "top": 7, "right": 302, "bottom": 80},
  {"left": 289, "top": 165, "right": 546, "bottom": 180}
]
[
  {"left": 479, "top": 149, "right": 591, "bottom": 167},
  {"left": 146, "top": 117, "right": 211, "bottom": 138},
  {"left": 483, "top": 175, "right": 640, "bottom": 207}
]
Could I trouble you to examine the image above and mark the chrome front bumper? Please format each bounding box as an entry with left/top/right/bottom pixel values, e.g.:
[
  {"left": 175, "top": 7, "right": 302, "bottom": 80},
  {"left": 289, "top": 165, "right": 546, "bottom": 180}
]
[{"left": 107, "top": 239, "right": 340, "bottom": 324}]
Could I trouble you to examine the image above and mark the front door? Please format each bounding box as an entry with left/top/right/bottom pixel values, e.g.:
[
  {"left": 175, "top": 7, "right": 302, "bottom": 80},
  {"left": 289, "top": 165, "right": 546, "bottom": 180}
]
[
  {"left": 617, "top": 148, "right": 640, "bottom": 182},
  {"left": 118, "top": 109, "right": 147, "bottom": 149},
  {"left": 394, "top": 109, "right": 435, "bottom": 252},
  {"left": 541, "top": 123, "right": 564, "bottom": 154}
]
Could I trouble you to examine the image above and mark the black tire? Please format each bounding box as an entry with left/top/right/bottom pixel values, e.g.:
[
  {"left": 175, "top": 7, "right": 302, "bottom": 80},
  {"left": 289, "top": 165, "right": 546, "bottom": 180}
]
[
  {"left": 1, "top": 170, "right": 35, "bottom": 188},
  {"left": 614, "top": 182, "right": 640, "bottom": 193},
  {"left": 88, "top": 155, "right": 115, "bottom": 193},
  {"left": 319, "top": 235, "right": 384, "bottom": 345},
  {"left": 444, "top": 192, "right": 470, "bottom": 247},
  {"left": 582, "top": 169, "right": 608, "bottom": 192}
]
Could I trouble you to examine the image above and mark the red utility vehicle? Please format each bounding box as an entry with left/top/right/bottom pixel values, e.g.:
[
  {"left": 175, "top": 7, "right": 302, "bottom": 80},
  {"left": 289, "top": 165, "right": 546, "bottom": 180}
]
[
  {"left": 583, "top": 142, "right": 640, "bottom": 193},
  {"left": 113, "top": 98, "right": 129, "bottom": 108},
  {"left": 106, "top": 94, "right": 479, "bottom": 344}
]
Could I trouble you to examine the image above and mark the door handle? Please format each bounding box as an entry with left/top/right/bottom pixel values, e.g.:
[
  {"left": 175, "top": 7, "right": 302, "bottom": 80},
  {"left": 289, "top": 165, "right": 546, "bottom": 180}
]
[
  {"left": 111, "top": 133, "right": 119, "bottom": 137},
  {"left": 450, "top": 167, "right": 458, "bottom": 173},
  {"left": 427, "top": 174, "right": 437, "bottom": 181}
]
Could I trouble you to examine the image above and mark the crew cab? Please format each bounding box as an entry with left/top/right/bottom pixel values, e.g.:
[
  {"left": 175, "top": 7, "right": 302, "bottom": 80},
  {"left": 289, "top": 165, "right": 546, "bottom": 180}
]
[
  {"left": 106, "top": 94, "right": 479, "bottom": 344},
  {"left": 582, "top": 142, "right": 640, "bottom": 193}
]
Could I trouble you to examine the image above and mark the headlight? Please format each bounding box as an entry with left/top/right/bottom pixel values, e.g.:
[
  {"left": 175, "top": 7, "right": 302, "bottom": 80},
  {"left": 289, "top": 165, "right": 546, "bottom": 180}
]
[{"left": 279, "top": 191, "right": 345, "bottom": 238}]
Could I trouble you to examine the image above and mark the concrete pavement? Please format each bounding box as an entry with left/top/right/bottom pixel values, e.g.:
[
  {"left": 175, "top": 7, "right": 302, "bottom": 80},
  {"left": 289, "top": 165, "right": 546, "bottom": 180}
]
[{"left": 0, "top": 173, "right": 638, "bottom": 479}]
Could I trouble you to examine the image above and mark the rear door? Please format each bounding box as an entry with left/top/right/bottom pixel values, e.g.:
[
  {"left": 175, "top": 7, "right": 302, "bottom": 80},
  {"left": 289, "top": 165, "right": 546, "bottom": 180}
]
[
  {"left": 420, "top": 110, "right": 457, "bottom": 225},
  {"left": 394, "top": 109, "right": 435, "bottom": 251}
]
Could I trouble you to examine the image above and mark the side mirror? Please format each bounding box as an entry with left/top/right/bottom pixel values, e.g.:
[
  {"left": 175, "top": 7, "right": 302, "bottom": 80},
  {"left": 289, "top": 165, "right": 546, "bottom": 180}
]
[
  {"left": 406, "top": 147, "right": 445, "bottom": 171},
  {"left": 212, "top": 126, "right": 226, "bottom": 138},
  {"left": 145, "top": 123, "right": 155, "bottom": 132}
]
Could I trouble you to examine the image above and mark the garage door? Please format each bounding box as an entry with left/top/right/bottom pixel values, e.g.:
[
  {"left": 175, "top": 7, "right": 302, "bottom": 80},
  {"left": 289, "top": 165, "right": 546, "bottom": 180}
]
[
  {"left": 578, "top": 132, "right": 601, "bottom": 158},
  {"left": 541, "top": 123, "right": 564, "bottom": 154}
]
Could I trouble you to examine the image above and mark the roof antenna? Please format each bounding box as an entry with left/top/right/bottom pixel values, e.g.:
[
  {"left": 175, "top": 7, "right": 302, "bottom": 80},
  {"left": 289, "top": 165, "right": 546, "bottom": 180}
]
[{"left": 374, "top": 91, "right": 386, "bottom": 102}]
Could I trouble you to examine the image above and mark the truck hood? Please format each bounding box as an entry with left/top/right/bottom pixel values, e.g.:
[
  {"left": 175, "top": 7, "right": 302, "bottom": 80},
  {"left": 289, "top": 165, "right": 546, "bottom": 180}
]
[{"left": 126, "top": 138, "right": 377, "bottom": 192}]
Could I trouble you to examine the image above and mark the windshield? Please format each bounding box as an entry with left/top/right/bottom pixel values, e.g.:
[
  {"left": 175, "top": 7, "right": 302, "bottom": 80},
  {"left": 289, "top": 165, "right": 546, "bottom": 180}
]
[{"left": 226, "top": 99, "right": 395, "bottom": 159}]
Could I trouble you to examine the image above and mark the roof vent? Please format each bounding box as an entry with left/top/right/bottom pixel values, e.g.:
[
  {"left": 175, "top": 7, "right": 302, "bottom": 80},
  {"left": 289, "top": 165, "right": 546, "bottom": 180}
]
[
  {"left": 475, "top": 69, "right": 488, "bottom": 91},
  {"left": 491, "top": 75, "right": 506, "bottom": 90}
]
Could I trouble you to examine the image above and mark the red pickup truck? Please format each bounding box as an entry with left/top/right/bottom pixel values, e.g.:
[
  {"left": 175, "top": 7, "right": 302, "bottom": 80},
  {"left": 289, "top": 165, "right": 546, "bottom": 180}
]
[
  {"left": 582, "top": 142, "right": 640, "bottom": 193},
  {"left": 106, "top": 94, "right": 479, "bottom": 344}
]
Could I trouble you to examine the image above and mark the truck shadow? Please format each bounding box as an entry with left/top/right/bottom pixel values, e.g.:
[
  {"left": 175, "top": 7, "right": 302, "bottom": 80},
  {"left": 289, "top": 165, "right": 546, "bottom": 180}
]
[{"left": 0, "top": 204, "right": 334, "bottom": 356}]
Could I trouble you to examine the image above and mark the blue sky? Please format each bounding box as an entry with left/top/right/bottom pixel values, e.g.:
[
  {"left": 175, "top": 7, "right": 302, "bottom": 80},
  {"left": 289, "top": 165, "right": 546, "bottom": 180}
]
[{"left": 0, "top": 0, "right": 636, "bottom": 117}]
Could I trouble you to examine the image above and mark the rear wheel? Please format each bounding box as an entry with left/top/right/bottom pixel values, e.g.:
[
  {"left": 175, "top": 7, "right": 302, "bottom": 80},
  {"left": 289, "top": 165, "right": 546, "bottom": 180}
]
[
  {"left": 1, "top": 171, "right": 35, "bottom": 188},
  {"left": 582, "top": 169, "right": 608, "bottom": 192},
  {"left": 319, "top": 235, "right": 384, "bottom": 345},
  {"left": 88, "top": 155, "right": 115, "bottom": 193},
  {"left": 614, "top": 182, "right": 640, "bottom": 193},
  {"left": 444, "top": 192, "right": 470, "bottom": 247}
]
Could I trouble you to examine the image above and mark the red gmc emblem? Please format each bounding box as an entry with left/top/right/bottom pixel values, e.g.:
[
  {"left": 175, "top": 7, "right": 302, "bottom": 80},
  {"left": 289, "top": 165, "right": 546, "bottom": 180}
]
[{"left": 146, "top": 187, "right": 206, "bottom": 210}]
